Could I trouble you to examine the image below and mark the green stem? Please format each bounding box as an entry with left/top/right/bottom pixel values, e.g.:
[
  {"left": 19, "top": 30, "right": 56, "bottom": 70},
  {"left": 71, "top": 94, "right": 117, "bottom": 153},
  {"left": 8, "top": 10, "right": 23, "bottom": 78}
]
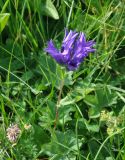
[
  {"left": 54, "top": 80, "right": 64, "bottom": 129},
  {"left": 66, "top": 0, "right": 74, "bottom": 28}
]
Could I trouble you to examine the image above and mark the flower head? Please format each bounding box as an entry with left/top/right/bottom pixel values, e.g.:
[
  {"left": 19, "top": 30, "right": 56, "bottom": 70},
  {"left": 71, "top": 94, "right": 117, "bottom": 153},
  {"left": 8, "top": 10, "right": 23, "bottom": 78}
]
[
  {"left": 45, "top": 29, "right": 96, "bottom": 70},
  {"left": 6, "top": 124, "right": 21, "bottom": 143}
]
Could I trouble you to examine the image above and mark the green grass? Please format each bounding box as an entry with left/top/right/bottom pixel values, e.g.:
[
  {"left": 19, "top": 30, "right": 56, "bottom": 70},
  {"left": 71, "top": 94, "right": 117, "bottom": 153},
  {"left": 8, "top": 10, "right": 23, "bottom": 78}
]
[{"left": 0, "top": 0, "right": 125, "bottom": 159}]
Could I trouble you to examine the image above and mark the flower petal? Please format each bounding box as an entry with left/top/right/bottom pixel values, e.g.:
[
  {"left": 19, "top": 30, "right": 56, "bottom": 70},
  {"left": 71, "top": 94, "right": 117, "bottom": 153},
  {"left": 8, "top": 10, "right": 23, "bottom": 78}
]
[
  {"left": 85, "top": 40, "right": 96, "bottom": 47},
  {"left": 45, "top": 40, "right": 64, "bottom": 64},
  {"left": 44, "top": 40, "right": 59, "bottom": 55},
  {"left": 62, "top": 30, "right": 78, "bottom": 49},
  {"left": 79, "top": 32, "right": 86, "bottom": 44}
]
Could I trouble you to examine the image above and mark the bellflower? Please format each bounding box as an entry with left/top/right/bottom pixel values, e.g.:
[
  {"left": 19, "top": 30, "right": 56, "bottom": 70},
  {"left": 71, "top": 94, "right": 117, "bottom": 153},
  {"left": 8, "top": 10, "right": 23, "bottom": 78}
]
[{"left": 45, "top": 29, "right": 96, "bottom": 71}]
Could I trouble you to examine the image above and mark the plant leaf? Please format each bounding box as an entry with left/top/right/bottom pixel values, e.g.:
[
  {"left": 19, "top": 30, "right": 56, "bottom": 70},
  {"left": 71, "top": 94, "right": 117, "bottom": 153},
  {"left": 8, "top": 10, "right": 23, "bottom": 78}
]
[
  {"left": 0, "top": 13, "right": 10, "bottom": 33},
  {"left": 41, "top": 0, "right": 59, "bottom": 19}
]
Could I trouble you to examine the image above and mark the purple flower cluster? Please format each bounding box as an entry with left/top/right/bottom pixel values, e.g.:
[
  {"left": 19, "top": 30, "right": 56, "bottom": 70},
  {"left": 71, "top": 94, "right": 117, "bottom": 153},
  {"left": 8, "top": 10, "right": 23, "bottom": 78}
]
[{"left": 45, "top": 29, "right": 96, "bottom": 71}]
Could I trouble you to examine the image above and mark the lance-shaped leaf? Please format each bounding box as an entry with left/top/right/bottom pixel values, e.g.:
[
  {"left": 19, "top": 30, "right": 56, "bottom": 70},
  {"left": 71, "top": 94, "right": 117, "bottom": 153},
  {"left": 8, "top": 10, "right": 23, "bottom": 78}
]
[{"left": 0, "top": 13, "right": 10, "bottom": 33}]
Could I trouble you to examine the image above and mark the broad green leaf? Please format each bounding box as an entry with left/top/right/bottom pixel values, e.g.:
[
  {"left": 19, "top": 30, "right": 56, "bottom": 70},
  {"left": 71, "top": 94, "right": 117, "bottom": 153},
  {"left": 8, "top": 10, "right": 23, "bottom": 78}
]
[
  {"left": 39, "top": 100, "right": 76, "bottom": 128},
  {"left": 21, "top": 71, "right": 34, "bottom": 81},
  {"left": 86, "top": 124, "right": 99, "bottom": 132},
  {"left": 41, "top": 130, "right": 82, "bottom": 159},
  {"left": 29, "top": 0, "right": 59, "bottom": 19},
  {"left": 41, "top": 0, "right": 59, "bottom": 19},
  {"left": 0, "top": 13, "right": 10, "bottom": 33},
  {"left": 32, "top": 0, "right": 59, "bottom": 19},
  {"left": 58, "top": 105, "right": 76, "bottom": 125},
  {"left": 84, "top": 86, "right": 118, "bottom": 118},
  {"left": 60, "top": 95, "right": 75, "bottom": 106},
  {"left": 32, "top": 124, "right": 50, "bottom": 149}
]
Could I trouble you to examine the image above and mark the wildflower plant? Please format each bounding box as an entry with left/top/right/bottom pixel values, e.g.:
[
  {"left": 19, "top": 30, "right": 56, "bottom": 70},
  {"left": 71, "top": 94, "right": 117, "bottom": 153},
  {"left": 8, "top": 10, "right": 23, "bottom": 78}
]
[
  {"left": 1, "top": 0, "right": 125, "bottom": 159},
  {"left": 45, "top": 29, "right": 96, "bottom": 128}
]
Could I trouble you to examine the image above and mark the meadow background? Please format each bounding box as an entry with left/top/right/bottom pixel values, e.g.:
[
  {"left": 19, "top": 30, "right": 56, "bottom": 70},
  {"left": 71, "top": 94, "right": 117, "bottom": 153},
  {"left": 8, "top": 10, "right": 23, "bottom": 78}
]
[{"left": 0, "top": 0, "right": 125, "bottom": 159}]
